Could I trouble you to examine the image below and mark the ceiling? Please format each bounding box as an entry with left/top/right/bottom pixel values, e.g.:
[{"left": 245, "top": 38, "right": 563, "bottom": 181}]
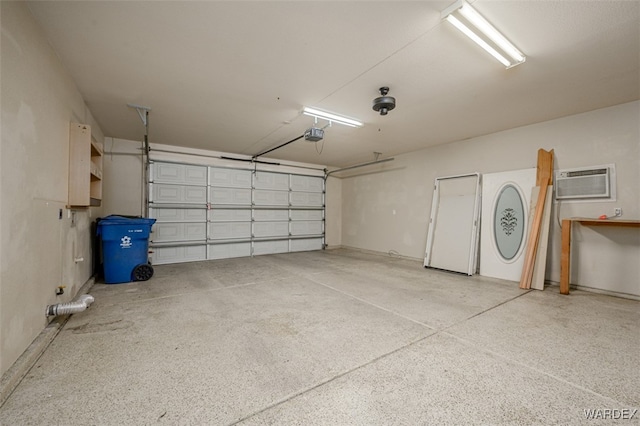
[{"left": 27, "top": 1, "right": 640, "bottom": 168}]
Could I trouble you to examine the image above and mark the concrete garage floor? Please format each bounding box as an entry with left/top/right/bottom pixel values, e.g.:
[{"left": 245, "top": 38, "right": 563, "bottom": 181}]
[{"left": 1, "top": 249, "right": 638, "bottom": 425}]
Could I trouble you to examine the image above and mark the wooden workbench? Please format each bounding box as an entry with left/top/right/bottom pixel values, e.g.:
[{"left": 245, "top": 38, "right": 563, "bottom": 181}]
[{"left": 560, "top": 217, "right": 640, "bottom": 294}]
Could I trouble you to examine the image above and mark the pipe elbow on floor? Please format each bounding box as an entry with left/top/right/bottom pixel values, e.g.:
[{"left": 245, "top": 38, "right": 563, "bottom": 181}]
[{"left": 46, "top": 294, "right": 95, "bottom": 317}]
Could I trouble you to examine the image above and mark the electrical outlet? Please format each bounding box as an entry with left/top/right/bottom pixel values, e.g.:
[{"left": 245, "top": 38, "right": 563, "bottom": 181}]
[{"left": 614, "top": 207, "right": 622, "bottom": 217}]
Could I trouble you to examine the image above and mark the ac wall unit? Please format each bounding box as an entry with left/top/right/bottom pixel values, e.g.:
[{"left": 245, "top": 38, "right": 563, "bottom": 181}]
[{"left": 555, "top": 164, "right": 614, "bottom": 200}]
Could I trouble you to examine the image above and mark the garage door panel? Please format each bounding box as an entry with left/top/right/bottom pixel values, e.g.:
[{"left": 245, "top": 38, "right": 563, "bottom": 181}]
[
  {"left": 254, "top": 190, "right": 289, "bottom": 206},
  {"left": 210, "top": 187, "right": 252, "bottom": 205},
  {"left": 209, "top": 209, "right": 252, "bottom": 222},
  {"left": 184, "top": 186, "right": 208, "bottom": 203},
  {"left": 253, "top": 209, "right": 289, "bottom": 222},
  {"left": 151, "top": 245, "right": 206, "bottom": 265},
  {"left": 151, "top": 184, "right": 206, "bottom": 204},
  {"left": 290, "top": 221, "right": 323, "bottom": 236},
  {"left": 290, "top": 191, "right": 323, "bottom": 207},
  {"left": 209, "top": 222, "right": 251, "bottom": 240},
  {"left": 184, "top": 166, "right": 207, "bottom": 185},
  {"left": 290, "top": 238, "right": 323, "bottom": 252},
  {"left": 254, "top": 172, "right": 289, "bottom": 190},
  {"left": 253, "top": 240, "right": 289, "bottom": 256},
  {"left": 253, "top": 222, "right": 289, "bottom": 238},
  {"left": 290, "top": 175, "right": 324, "bottom": 192},
  {"left": 209, "top": 168, "right": 252, "bottom": 188},
  {"left": 208, "top": 242, "right": 251, "bottom": 260},
  {"left": 290, "top": 210, "right": 323, "bottom": 221},
  {"left": 153, "top": 222, "right": 207, "bottom": 242},
  {"left": 152, "top": 162, "right": 207, "bottom": 186},
  {"left": 149, "top": 208, "right": 207, "bottom": 222}
]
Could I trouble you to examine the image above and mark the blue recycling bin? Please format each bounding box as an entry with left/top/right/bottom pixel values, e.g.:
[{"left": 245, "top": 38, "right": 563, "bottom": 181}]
[{"left": 97, "top": 216, "right": 156, "bottom": 284}]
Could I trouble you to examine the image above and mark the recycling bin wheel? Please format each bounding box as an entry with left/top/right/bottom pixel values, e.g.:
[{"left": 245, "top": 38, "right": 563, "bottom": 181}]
[{"left": 132, "top": 263, "right": 154, "bottom": 281}]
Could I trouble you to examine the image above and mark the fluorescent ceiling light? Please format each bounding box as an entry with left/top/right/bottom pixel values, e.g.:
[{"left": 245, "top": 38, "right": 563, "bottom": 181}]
[
  {"left": 442, "top": 0, "right": 525, "bottom": 68},
  {"left": 446, "top": 15, "right": 511, "bottom": 67},
  {"left": 303, "top": 107, "right": 363, "bottom": 128}
]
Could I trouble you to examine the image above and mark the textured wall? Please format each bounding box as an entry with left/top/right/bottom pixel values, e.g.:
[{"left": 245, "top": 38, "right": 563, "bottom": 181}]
[
  {"left": 1, "top": 2, "right": 104, "bottom": 376},
  {"left": 341, "top": 101, "right": 640, "bottom": 297}
]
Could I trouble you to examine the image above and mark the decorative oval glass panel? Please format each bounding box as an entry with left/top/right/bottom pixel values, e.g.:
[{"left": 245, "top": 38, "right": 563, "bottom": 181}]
[{"left": 493, "top": 184, "right": 525, "bottom": 261}]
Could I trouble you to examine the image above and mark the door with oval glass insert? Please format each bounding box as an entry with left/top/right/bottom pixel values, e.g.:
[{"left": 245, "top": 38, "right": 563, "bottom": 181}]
[
  {"left": 493, "top": 184, "right": 526, "bottom": 261},
  {"left": 480, "top": 169, "right": 536, "bottom": 281}
]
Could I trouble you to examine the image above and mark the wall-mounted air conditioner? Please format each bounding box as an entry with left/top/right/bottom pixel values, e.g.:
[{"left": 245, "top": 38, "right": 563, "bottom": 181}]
[{"left": 555, "top": 164, "right": 615, "bottom": 201}]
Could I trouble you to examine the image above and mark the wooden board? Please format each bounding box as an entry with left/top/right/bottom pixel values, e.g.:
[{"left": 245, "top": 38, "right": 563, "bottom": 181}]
[
  {"left": 560, "top": 219, "right": 572, "bottom": 295},
  {"left": 536, "top": 149, "right": 554, "bottom": 186},
  {"left": 531, "top": 186, "right": 553, "bottom": 290},
  {"left": 519, "top": 149, "right": 554, "bottom": 289}
]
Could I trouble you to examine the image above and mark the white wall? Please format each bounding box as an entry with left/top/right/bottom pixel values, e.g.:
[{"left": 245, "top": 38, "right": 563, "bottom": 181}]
[
  {"left": 1, "top": 2, "right": 104, "bottom": 376},
  {"left": 340, "top": 101, "right": 640, "bottom": 297},
  {"left": 102, "top": 138, "right": 145, "bottom": 217}
]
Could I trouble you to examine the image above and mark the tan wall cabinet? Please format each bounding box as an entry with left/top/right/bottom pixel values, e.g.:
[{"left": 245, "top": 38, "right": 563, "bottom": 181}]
[{"left": 68, "top": 122, "right": 102, "bottom": 207}]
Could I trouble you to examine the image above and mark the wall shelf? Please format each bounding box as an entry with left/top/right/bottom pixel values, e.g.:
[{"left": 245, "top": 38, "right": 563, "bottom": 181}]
[{"left": 68, "top": 123, "right": 102, "bottom": 207}]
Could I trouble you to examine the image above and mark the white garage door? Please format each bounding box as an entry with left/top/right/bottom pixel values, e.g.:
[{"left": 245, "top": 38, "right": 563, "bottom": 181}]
[{"left": 148, "top": 161, "right": 324, "bottom": 264}]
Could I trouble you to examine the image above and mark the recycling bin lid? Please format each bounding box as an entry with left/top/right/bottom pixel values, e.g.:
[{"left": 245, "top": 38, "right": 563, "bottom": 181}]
[
  {"left": 98, "top": 215, "right": 156, "bottom": 225},
  {"left": 96, "top": 216, "right": 156, "bottom": 235}
]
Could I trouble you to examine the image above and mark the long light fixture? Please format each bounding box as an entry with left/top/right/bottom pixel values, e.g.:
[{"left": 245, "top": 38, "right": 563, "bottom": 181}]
[
  {"left": 442, "top": 0, "right": 525, "bottom": 69},
  {"left": 303, "top": 107, "right": 363, "bottom": 128}
]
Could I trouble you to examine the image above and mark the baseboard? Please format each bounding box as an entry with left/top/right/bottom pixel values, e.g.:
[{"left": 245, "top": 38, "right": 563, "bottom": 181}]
[
  {"left": 0, "top": 276, "right": 96, "bottom": 408},
  {"left": 544, "top": 280, "right": 640, "bottom": 301},
  {"left": 323, "top": 244, "right": 343, "bottom": 250}
]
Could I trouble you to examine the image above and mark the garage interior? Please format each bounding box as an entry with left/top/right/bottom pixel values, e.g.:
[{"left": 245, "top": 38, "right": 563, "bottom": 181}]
[{"left": 1, "top": 1, "right": 639, "bottom": 424}]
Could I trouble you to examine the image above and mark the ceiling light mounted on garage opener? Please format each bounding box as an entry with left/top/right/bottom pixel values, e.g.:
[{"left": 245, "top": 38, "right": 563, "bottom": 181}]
[
  {"left": 442, "top": 0, "right": 525, "bottom": 68},
  {"left": 253, "top": 107, "right": 363, "bottom": 160},
  {"left": 302, "top": 107, "right": 364, "bottom": 128}
]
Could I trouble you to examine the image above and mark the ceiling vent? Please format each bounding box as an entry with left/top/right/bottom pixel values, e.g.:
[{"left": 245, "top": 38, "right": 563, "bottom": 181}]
[{"left": 372, "top": 87, "right": 396, "bottom": 116}]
